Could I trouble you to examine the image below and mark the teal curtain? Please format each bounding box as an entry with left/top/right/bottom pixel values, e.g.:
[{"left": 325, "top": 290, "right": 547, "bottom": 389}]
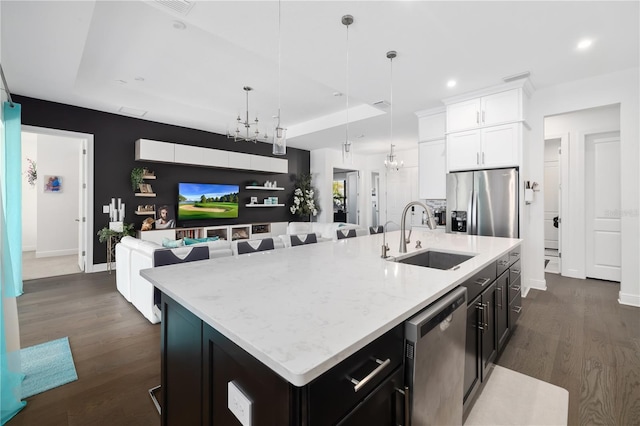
[{"left": 1, "top": 101, "right": 26, "bottom": 423}]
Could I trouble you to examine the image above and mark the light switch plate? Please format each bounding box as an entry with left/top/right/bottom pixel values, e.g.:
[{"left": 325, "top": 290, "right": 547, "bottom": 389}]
[
  {"left": 102, "top": 205, "right": 110, "bottom": 214},
  {"left": 228, "top": 381, "right": 252, "bottom": 426}
]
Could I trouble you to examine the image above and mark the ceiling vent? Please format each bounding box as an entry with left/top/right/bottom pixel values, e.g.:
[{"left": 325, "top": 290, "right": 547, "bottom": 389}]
[
  {"left": 372, "top": 100, "right": 391, "bottom": 109},
  {"left": 119, "top": 106, "right": 148, "bottom": 118},
  {"left": 503, "top": 71, "right": 530, "bottom": 83},
  {"left": 154, "top": 0, "right": 195, "bottom": 16}
]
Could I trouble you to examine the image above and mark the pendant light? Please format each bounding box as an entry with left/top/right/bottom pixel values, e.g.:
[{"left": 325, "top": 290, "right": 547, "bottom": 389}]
[
  {"left": 384, "top": 50, "right": 403, "bottom": 171},
  {"left": 272, "top": 0, "right": 286, "bottom": 155},
  {"left": 342, "top": 14, "right": 353, "bottom": 163}
]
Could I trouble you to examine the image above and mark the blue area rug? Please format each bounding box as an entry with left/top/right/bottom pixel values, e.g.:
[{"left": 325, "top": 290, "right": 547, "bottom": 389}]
[{"left": 20, "top": 336, "right": 78, "bottom": 398}]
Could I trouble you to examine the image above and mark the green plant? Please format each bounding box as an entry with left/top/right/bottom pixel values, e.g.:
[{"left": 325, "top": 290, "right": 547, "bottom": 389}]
[
  {"left": 131, "top": 167, "right": 145, "bottom": 191},
  {"left": 290, "top": 173, "right": 320, "bottom": 218},
  {"left": 97, "top": 223, "right": 134, "bottom": 243}
]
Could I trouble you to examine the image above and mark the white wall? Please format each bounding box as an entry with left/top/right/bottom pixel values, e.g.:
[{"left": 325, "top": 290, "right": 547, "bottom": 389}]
[
  {"left": 36, "top": 133, "right": 81, "bottom": 257},
  {"left": 526, "top": 67, "right": 639, "bottom": 307},
  {"left": 544, "top": 104, "right": 621, "bottom": 278},
  {"left": 21, "top": 132, "right": 37, "bottom": 250}
]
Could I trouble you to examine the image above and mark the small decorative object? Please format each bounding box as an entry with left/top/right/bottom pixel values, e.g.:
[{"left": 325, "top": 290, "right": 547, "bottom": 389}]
[
  {"left": 43, "top": 175, "right": 62, "bottom": 192},
  {"left": 142, "top": 168, "right": 154, "bottom": 177},
  {"left": 97, "top": 222, "right": 134, "bottom": 243},
  {"left": 25, "top": 158, "right": 37, "bottom": 186},
  {"left": 141, "top": 217, "right": 155, "bottom": 231},
  {"left": 290, "top": 173, "right": 320, "bottom": 218},
  {"left": 155, "top": 205, "right": 176, "bottom": 229},
  {"left": 271, "top": 196, "right": 279, "bottom": 204},
  {"left": 273, "top": 180, "right": 277, "bottom": 187},
  {"left": 250, "top": 196, "right": 258, "bottom": 204},
  {"left": 108, "top": 198, "right": 125, "bottom": 222},
  {"left": 264, "top": 180, "right": 272, "bottom": 188},
  {"left": 264, "top": 198, "right": 271, "bottom": 205},
  {"left": 109, "top": 221, "right": 124, "bottom": 232}
]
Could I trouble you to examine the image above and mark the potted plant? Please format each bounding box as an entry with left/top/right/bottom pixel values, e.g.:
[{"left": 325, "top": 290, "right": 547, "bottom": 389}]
[
  {"left": 97, "top": 222, "right": 134, "bottom": 243},
  {"left": 131, "top": 167, "right": 145, "bottom": 192},
  {"left": 290, "top": 173, "right": 320, "bottom": 220}
]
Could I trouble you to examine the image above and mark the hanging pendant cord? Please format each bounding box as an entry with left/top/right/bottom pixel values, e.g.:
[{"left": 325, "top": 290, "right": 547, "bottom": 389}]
[
  {"left": 345, "top": 23, "right": 350, "bottom": 145},
  {"left": 0, "top": 63, "right": 14, "bottom": 107},
  {"left": 389, "top": 55, "right": 393, "bottom": 153},
  {"left": 277, "top": 0, "right": 282, "bottom": 128}
]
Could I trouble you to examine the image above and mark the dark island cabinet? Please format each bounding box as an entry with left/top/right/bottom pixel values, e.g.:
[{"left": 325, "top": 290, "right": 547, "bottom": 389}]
[{"left": 161, "top": 293, "right": 406, "bottom": 426}]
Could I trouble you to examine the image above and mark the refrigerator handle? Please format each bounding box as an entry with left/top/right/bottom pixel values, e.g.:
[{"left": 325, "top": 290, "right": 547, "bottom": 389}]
[
  {"left": 467, "top": 190, "right": 474, "bottom": 234},
  {"left": 470, "top": 190, "right": 478, "bottom": 234}
]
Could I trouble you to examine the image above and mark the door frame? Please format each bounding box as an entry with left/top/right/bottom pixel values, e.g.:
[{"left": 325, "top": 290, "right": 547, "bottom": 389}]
[
  {"left": 22, "top": 125, "right": 95, "bottom": 273},
  {"left": 544, "top": 133, "right": 567, "bottom": 273}
]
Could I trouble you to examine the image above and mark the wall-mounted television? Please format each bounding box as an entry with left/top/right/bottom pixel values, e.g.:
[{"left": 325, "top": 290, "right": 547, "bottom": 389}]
[{"left": 178, "top": 182, "right": 240, "bottom": 220}]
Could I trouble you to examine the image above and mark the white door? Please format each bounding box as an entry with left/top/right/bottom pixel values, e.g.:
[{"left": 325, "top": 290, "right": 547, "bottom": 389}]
[
  {"left": 544, "top": 139, "right": 560, "bottom": 249},
  {"left": 346, "top": 171, "right": 359, "bottom": 225},
  {"left": 77, "top": 140, "right": 86, "bottom": 271},
  {"left": 585, "top": 133, "right": 621, "bottom": 281}
]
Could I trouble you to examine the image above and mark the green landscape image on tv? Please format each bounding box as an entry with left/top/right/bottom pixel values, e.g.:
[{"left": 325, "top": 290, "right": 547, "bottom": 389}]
[{"left": 178, "top": 182, "right": 239, "bottom": 220}]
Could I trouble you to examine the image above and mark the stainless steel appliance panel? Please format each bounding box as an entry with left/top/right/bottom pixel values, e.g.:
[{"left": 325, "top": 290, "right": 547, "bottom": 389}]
[
  {"left": 475, "top": 168, "right": 519, "bottom": 238},
  {"left": 446, "top": 171, "right": 473, "bottom": 235},
  {"left": 405, "top": 287, "right": 467, "bottom": 426}
]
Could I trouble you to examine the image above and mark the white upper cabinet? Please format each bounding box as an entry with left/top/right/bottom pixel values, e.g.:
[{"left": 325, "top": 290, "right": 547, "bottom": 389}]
[
  {"left": 419, "top": 140, "right": 447, "bottom": 199},
  {"left": 447, "top": 123, "right": 521, "bottom": 171},
  {"left": 417, "top": 108, "right": 447, "bottom": 142},
  {"left": 447, "top": 88, "right": 521, "bottom": 133}
]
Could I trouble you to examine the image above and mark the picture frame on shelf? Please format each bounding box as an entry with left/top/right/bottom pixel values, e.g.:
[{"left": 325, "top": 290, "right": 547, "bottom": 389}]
[{"left": 155, "top": 205, "right": 176, "bottom": 229}]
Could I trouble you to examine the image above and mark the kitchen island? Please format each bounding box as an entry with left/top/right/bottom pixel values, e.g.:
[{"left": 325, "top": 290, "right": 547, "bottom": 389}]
[{"left": 141, "top": 230, "right": 521, "bottom": 425}]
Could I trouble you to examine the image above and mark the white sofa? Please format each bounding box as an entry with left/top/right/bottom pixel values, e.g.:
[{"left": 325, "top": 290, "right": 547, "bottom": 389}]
[{"left": 116, "top": 236, "right": 233, "bottom": 324}]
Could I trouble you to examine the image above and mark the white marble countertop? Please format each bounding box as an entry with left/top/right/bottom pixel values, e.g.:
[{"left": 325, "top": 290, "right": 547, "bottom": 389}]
[{"left": 141, "top": 229, "right": 521, "bottom": 387}]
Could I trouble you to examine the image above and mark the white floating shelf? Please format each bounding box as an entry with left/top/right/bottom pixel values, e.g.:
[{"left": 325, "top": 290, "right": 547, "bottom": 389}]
[
  {"left": 245, "top": 186, "right": 285, "bottom": 191},
  {"left": 134, "top": 211, "right": 156, "bottom": 216},
  {"left": 245, "top": 204, "right": 285, "bottom": 207},
  {"left": 142, "top": 175, "right": 156, "bottom": 180},
  {"left": 135, "top": 193, "right": 157, "bottom": 197}
]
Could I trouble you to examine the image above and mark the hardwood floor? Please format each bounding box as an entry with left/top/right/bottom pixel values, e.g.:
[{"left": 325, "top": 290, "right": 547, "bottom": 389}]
[
  {"left": 12, "top": 272, "right": 160, "bottom": 426},
  {"left": 497, "top": 273, "right": 640, "bottom": 426},
  {"left": 10, "top": 270, "right": 639, "bottom": 425}
]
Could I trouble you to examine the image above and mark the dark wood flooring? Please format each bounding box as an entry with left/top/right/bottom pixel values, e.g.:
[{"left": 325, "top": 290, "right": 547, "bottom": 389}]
[
  {"left": 497, "top": 273, "right": 640, "bottom": 426},
  {"left": 10, "top": 270, "right": 640, "bottom": 425},
  {"left": 11, "top": 272, "right": 160, "bottom": 426}
]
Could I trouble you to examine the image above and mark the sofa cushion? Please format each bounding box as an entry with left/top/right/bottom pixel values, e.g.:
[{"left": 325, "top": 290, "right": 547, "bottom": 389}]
[{"left": 162, "top": 237, "right": 184, "bottom": 248}]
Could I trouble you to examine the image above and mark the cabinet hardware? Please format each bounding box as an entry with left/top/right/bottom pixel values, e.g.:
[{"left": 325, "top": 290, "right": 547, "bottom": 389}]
[
  {"left": 393, "top": 385, "right": 410, "bottom": 426},
  {"left": 348, "top": 358, "right": 390, "bottom": 392},
  {"left": 496, "top": 287, "right": 502, "bottom": 308},
  {"left": 476, "top": 302, "right": 484, "bottom": 331},
  {"left": 476, "top": 152, "right": 480, "bottom": 165},
  {"left": 484, "top": 302, "right": 490, "bottom": 333},
  {"left": 476, "top": 111, "right": 480, "bottom": 124},
  {"left": 473, "top": 277, "right": 491, "bottom": 286},
  {"left": 482, "top": 110, "right": 485, "bottom": 123},
  {"left": 511, "top": 285, "right": 521, "bottom": 292},
  {"left": 482, "top": 152, "right": 485, "bottom": 164},
  {"left": 512, "top": 306, "right": 522, "bottom": 314},
  {"left": 511, "top": 269, "right": 521, "bottom": 275}
]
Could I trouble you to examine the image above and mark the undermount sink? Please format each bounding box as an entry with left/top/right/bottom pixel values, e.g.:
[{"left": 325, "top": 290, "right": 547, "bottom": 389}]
[{"left": 394, "top": 250, "right": 475, "bottom": 270}]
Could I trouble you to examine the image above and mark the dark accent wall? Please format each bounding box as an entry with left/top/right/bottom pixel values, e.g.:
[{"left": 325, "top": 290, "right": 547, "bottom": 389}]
[{"left": 14, "top": 95, "right": 310, "bottom": 265}]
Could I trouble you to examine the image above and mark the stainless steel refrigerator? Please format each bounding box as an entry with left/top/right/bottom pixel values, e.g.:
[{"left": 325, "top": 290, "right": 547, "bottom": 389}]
[{"left": 446, "top": 168, "right": 519, "bottom": 238}]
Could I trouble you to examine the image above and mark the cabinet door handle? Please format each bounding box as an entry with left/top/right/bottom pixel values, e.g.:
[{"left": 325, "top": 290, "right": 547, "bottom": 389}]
[
  {"left": 476, "top": 152, "right": 480, "bottom": 165},
  {"left": 476, "top": 111, "right": 480, "bottom": 124},
  {"left": 484, "top": 301, "right": 490, "bottom": 332},
  {"left": 482, "top": 152, "right": 485, "bottom": 164},
  {"left": 512, "top": 306, "right": 522, "bottom": 314},
  {"left": 476, "top": 302, "right": 484, "bottom": 331},
  {"left": 482, "top": 110, "right": 485, "bottom": 123},
  {"left": 394, "top": 386, "right": 411, "bottom": 426},
  {"left": 511, "top": 285, "right": 521, "bottom": 292},
  {"left": 511, "top": 269, "right": 521, "bottom": 275},
  {"left": 348, "top": 358, "right": 391, "bottom": 392},
  {"left": 473, "top": 277, "right": 491, "bottom": 287},
  {"left": 496, "top": 287, "right": 502, "bottom": 308}
]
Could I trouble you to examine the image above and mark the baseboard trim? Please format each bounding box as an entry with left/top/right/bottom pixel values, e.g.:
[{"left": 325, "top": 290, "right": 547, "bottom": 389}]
[
  {"left": 35, "top": 249, "right": 77, "bottom": 258},
  {"left": 91, "top": 263, "right": 116, "bottom": 273},
  {"left": 618, "top": 292, "right": 640, "bottom": 307},
  {"left": 564, "top": 269, "right": 583, "bottom": 279},
  {"left": 22, "top": 246, "right": 36, "bottom": 252},
  {"left": 523, "top": 278, "right": 546, "bottom": 297}
]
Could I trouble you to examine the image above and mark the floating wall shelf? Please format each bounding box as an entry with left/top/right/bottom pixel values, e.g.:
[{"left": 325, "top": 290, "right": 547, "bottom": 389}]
[
  {"left": 245, "top": 186, "right": 285, "bottom": 191},
  {"left": 245, "top": 204, "right": 285, "bottom": 208},
  {"left": 135, "top": 193, "right": 157, "bottom": 198}
]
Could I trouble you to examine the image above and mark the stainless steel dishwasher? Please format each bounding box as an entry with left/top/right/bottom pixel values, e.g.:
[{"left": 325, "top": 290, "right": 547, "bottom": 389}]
[{"left": 405, "top": 286, "right": 467, "bottom": 425}]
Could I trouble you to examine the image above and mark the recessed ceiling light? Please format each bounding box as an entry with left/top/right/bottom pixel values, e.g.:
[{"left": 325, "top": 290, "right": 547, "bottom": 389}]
[
  {"left": 577, "top": 39, "right": 592, "bottom": 50},
  {"left": 173, "top": 20, "right": 186, "bottom": 30},
  {"left": 447, "top": 80, "right": 457, "bottom": 88}
]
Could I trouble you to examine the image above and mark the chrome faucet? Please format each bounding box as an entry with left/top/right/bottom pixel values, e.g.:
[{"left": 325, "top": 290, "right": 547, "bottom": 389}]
[
  {"left": 381, "top": 220, "right": 399, "bottom": 258},
  {"left": 400, "top": 201, "right": 436, "bottom": 253}
]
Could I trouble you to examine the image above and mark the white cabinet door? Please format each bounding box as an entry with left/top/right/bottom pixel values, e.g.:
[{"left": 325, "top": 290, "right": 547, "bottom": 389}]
[
  {"left": 447, "top": 130, "right": 481, "bottom": 172},
  {"left": 446, "top": 98, "right": 481, "bottom": 133},
  {"left": 481, "top": 123, "right": 519, "bottom": 168},
  {"left": 418, "top": 140, "right": 446, "bottom": 199},
  {"left": 480, "top": 89, "right": 520, "bottom": 126},
  {"left": 418, "top": 112, "right": 446, "bottom": 142}
]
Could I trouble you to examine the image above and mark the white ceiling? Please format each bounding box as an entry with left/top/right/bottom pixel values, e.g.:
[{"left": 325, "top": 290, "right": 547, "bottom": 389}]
[{"left": 2, "top": 1, "right": 638, "bottom": 155}]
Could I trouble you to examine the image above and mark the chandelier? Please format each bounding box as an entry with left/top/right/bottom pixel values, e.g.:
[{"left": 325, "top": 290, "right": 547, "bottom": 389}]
[
  {"left": 341, "top": 14, "right": 354, "bottom": 163},
  {"left": 272, "top": 0, "right": 286, "bottom": 155},
  {"left": 227, "top": 86, "right": 268, "bottom": 143},
  {"left": 384, "top": 50, "right": 403, "bottom": 171}
]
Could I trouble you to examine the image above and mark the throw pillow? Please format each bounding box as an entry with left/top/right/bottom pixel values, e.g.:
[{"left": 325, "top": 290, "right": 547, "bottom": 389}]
[
  {"left": 162, "top": 238, "right": 184, "bottom": 248},
  {"left": 184, "top": 236, "right": 220, "bottom": 246}
]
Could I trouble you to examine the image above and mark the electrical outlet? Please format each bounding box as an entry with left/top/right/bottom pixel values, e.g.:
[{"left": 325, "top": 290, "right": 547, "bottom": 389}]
[
  {"left": 228, "top": 381, "right": 252, "bottom": 426},
  {"left": 103, "top": 205, "right": 110, "bottom": 214}
]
